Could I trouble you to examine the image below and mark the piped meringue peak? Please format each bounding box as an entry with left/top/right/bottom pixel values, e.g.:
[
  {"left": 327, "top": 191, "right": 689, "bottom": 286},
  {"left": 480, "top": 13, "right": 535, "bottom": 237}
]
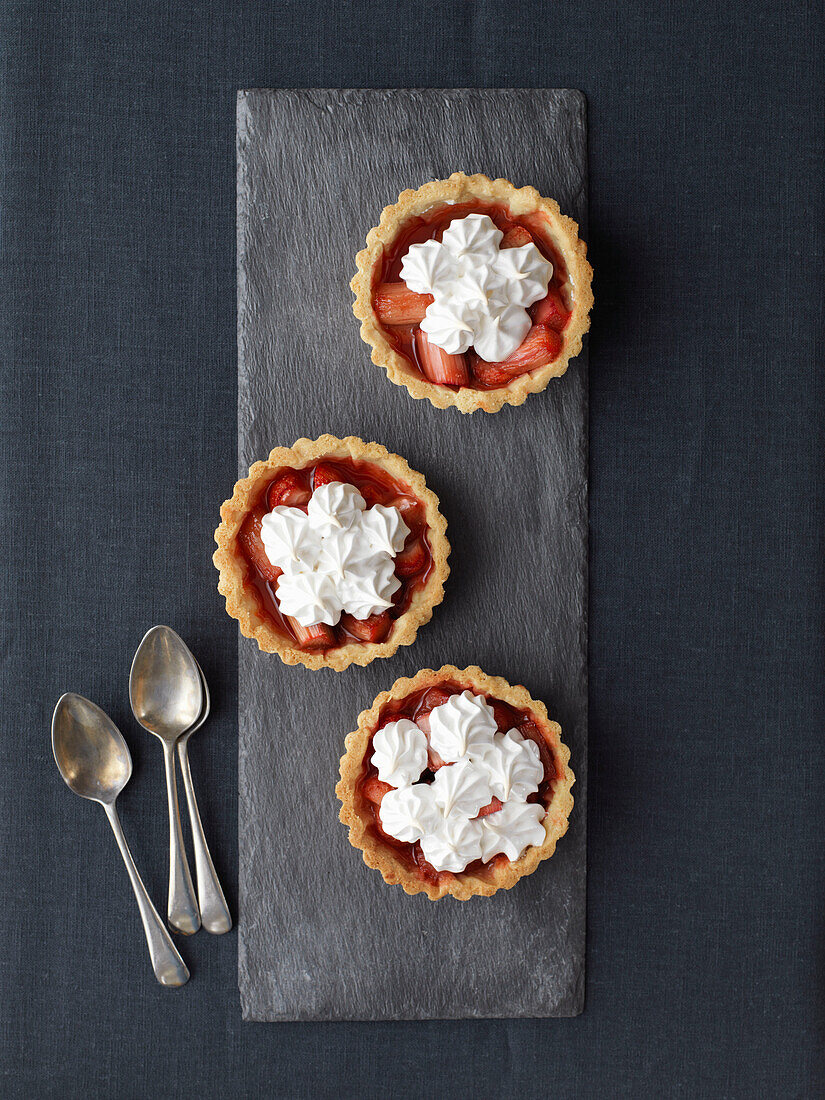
[
  {"left": 428, "top": 690, "right": 497, "bottom": 762},
  {"left": 369, "top": 689, "right": 548, "bottom": 873},
  {"left": 259, "top": 481, "right": 409, "bottom": 627},
  {"left": 399, "top": 213, "right": 552, "bottom": 361},
  {"left": 372, "top": 720, "right": 428, "bottom": 788}
]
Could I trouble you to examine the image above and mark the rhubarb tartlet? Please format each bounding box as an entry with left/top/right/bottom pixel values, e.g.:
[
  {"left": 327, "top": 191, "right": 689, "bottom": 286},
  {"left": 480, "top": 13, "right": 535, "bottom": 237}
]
[
  {"left": 213, "top": 436, "right": 449, "bottom": 670},
  {"left": 337, "top": 665, "right": 574, "bottom": 899},
  {"left": 352, "top": 172, "right": 593, "bottom": 413}
]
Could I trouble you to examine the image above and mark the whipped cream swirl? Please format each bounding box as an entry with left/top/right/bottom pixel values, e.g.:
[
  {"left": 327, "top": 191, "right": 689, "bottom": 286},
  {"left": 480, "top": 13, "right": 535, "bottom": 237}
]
[
  {"left": 420, "top": 815, "right": 483, "bottom": 874},
  {"left": 428, "top": 690, "right": 497, "bottom": 762},
  {"left": 478, "top": 801, "right": 546, "bottom": 862},
  {"left": 475, "top": 729, "right": 544, "bottom": 802},
  {"left": 259, "top": 481, "right": 409, "bottom": 627},
  {"left": 380, "top": 784, "right": 441, "bottom": 844},
  {"left": 372, "top": 719, "right": 428, "bottom": 788},
  {"left": 370, "top": 689, "right": 548, "bottom": 873},
  {"left": 400, "top": 214, "right": 552, "bottom": 361}
]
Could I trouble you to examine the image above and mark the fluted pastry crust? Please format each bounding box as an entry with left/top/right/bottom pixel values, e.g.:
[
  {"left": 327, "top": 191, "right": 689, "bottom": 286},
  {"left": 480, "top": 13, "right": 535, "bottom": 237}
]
[
  {"left": 352, "top": 172, "right": 593, "bottom": 413},
  {"left": 336, "top": 665, "right": 574, "bottom": 898},
  {"left": 213, "top": 435, "right": 449, "bottom": 670}
]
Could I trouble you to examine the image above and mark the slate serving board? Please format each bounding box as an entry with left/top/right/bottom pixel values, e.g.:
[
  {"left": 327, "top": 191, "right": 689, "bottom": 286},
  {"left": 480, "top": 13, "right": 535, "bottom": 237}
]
[{"left": 236, "top": 89, "right": 588, "bottom": 1021}]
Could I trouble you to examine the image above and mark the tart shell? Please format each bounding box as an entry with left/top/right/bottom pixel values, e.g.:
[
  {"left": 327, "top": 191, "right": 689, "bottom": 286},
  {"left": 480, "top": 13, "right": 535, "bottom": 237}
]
[
  {"left": 213, "top": 435, "right": 450, "bottom": 670},
  {"left": 336, "top": 665, "right": 575, "bottom": 899},
  {"left": 351, "top": 172, "right": 594, "bottom": 414}
]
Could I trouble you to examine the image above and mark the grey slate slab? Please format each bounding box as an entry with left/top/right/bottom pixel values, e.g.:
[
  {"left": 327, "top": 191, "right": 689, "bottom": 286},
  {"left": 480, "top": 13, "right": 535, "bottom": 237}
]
[{"left": 236, "top": 88, "right": 588, "bottom": 1020}]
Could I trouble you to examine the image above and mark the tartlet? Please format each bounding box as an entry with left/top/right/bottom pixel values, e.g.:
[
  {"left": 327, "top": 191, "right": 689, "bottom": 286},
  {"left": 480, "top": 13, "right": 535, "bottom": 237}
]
[
  {"left": 336, "top": 665, "right": 574, "bottom": 899},
  {"left": 352, "top": 172, "right": 593, "bottom": 413},
  {"left": 214, "top": 435, "right": 449, "bottom": 670}
]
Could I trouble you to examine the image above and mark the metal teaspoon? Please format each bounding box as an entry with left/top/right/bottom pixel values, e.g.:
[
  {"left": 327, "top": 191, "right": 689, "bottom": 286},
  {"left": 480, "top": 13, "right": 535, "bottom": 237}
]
[
  {"left": 51, "top": 693, "right": 189, "bottom": 987},
  {"left": 129, "top": 626, "right": 201, "bottom": 935}
]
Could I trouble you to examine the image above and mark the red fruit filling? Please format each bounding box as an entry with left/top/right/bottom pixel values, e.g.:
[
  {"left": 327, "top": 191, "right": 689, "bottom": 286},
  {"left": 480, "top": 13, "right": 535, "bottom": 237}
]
[
  {"left": 237, "top": 457, "right": 433, "bottom": 652},
  {"left": 356, "top": 680, "right": 562, "bottom": 887},
  {"left": 372, "top": 201, "right": 573, "bottom": 391}
]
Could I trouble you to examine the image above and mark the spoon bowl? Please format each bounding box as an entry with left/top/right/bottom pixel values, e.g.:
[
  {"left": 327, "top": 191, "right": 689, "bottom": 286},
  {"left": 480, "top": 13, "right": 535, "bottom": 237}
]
[
  {"left": 129, "top": 626, "right": 202, "bottom": 742},
  {"left": 52, "top": 693, "right": 132, "bottom": 805}
]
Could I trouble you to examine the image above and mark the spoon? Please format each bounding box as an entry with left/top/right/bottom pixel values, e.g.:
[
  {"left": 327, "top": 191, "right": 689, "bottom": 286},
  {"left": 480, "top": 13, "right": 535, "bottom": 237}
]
[
  {"left": 129, "top": 626, "right": 201, "bottom": 935},
  {"left": 176, "top": 656, "right": 232, "bottom": 934},
  {"left": 51, "top": 693, "right": 189, "bottom": 987}
]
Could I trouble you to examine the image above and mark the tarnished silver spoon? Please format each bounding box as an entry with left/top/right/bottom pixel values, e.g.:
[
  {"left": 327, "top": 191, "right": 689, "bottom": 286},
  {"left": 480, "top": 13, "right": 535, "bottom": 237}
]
[
  {"left": 51, "top": 693, "right": 189, "bottom": 987},
  {"left": 177, "top": 656, "right": 232, "bottom": 934},
  {"left": 129, "top": 626, "right": 201, "bottom": 935}
]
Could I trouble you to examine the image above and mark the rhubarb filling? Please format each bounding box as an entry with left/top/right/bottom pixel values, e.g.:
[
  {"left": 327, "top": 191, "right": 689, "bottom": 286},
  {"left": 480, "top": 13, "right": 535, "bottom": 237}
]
[
  {"left": 372, "top": 201, "right": 573, "bottom": 391},
  {"left": 237, "top": 457, "right": 433, "bottom": 652},
  {"left": 357, "top": 680, "right": 562, "bottom": 887}
]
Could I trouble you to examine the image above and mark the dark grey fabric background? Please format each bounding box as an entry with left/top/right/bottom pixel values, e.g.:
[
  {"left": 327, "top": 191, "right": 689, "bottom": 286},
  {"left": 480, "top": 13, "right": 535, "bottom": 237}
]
[{"left": 1, "top": 0, "right": 823, "bottom": 1096}]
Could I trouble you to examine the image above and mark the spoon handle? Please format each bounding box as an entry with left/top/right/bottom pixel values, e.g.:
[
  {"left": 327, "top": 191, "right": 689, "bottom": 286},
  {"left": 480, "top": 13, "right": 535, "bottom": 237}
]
[
  {"left": 161, "top": 741, "right": 200, "bottom": 935},
  {"left": 103, "top": 803, "right": 189, "bottom": 987},
  {"left": 178, "top": 738, "right": 232, "bottom": 934}
]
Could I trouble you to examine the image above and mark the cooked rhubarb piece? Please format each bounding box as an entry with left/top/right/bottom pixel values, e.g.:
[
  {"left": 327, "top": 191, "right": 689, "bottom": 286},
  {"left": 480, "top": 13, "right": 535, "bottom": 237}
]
[
  {"left": 311, "top": 461, "right": 341, "bottom": 489},
  {"left": 374, "top": 282, "right": 433, "bottom": 325},
  {"left": 386, "top": 706, "right": 444, "bottom": 767},
  {"left": 500, "top": 225, "right": 534, "bottom": 249},
  {"left": 394, "top": 537, "right": 429, "bottom": 578},
  {"left": 414, "top": 329, "right": 470, "bottom": 386},
  {"left": 519, "top": 717, "right": 557, "bottom": 781},
  {"left": 472, "top": 325, "right": 563, "bottom": 386},
  {"left": 476, "top": 797, "right": 504, "bottom": 818},
  {"left": 362, "top": 775, "right": 392, "bottom": 805},
  {"left": 238, "top": 509, "right": 281, "bottom": 583},
  {"left": 491, "top": 700, "right": 517, "bottom": 731},
  {"left": 340, "top": 611, "right": 392, "bottom": 643},
  {"left": 426, "top": 744, "right": 446, "bottom": 770},
  {"left": 421, "top": 687, "right": 452, "bottom": 711},
  {"left": 268, "top": 471, "right": 311, "bottom": 510},
  {"left": 388, "top": 494, "right": 424, "bottom": 528},
  {"left": 532, "top": 288, "right": 570, "bottom": 331},
  {"left": 413, "top": 686, "right": 453, "bottom": 743},
  {"left": 286, "top": 618, "right": 335, "bottom": 649}
]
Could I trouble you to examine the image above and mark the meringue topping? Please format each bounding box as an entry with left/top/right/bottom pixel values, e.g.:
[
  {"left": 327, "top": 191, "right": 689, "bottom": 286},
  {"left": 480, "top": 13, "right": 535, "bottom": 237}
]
[
  {"left": 260, "top": 481, "right": 409, "bottom": 627},
  {"left": 420, "top": 815, "right": 483, "bottom": 874},
  {"left": 400, "top": 213, "right": 552, "bottom": 361},
  {"left": 428, "top": 690, "right": 497, "bottom": 763},
  {"left": 430, "top": 757, "right": 492, "bottom": 819},
  {"left": 479, "top": 800, "right": 546, "bottom": 862},
  {"left": 475, "top": 728, "right": 544, "bottom": 803},
  {"left": 306, "top": 482, "right": 366, "bottom": 533},
  {"left": 274, "top": 569, "right": 337, "bottom": 626},
  {"left": 379, "top": 784, "right": 441, "bottom": 844},
  {"left": 371, "top": 687, "right": 547, "bottom": 873},
  {"left": 371, "top": 719, "right": 428, "bottom": 788}
]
